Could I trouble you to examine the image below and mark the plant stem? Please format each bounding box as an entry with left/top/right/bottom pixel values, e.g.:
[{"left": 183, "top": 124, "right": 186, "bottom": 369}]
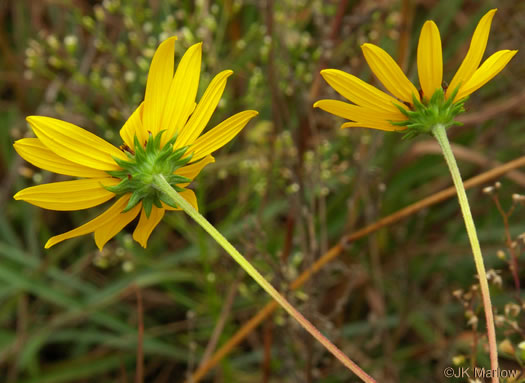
[
  {"left": 135, "top": 285, "right": 144, "bottom": 383},
  {"left": 432, "top": 124, "right": 498, "bottom": 382},
  {"left": 152, "top": 174, "right": 376, "bottom": 383}
]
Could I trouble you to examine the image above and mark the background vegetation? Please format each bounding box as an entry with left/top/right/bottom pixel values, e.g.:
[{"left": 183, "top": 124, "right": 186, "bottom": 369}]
[{"left": 1, "top": 0, "right": 524, "bottom": 382}]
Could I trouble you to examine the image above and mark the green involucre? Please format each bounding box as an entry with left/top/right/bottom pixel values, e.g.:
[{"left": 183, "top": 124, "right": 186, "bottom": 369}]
[
  {"left": 392, "top": 87, "right": 466, "bottom": 139},
  {"left": 104, "top": 131, "right": 192, "bottom": 217}
]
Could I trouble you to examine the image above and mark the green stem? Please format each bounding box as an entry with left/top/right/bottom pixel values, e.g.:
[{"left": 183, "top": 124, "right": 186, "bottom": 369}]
[
  {"left": 152, "top": 174, "right": 376, "bottom": 383},
  {"left": 432, "top": 124, "right": 499, "bottom": 382}
]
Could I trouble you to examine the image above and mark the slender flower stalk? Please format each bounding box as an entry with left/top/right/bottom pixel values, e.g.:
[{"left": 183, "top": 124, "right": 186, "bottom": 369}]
[
  {"left": 432, "top": 124, "right": 498, "bottom": 373},
  {"left": 14, "top": 37, "right": 374, "bottom": 381},
  {"left": 153, "top": 174, "right": 377, "bottom": 383},
  {"left": 315, "top": 9, "right": 517, "bottom": 381}
]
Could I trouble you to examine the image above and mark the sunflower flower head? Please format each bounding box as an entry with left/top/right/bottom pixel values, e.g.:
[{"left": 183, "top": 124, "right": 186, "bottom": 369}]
[
  {"left": 315, "top": 9, "right": 517, "bottom": 137},
  {"left": 14, "top": 37, "right": 258, "bottom": 250}
]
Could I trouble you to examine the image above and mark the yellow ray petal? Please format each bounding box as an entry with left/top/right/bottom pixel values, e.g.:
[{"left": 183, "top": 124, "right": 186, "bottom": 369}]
[
  {"left": 417, "top": 20, "right": 443, "bottom": 100},
  {"left": 447, "top": 9, "right": 497, "bottom": 100},
  {"left": 45, "top": 194, "right": 131, "bottom": 249},
  {"left": 94, "top": 202, "right": 142, "bottom": 250},
  {"left": 133, "top": 206, "right": 165, "bottom": 248},
  {"left": 120, "top": 102, "right": 145, "bottom": 150},
  {"left": 455, "top": 50, "right": 517, "bottom": 101},
  {"left": 13, "top": 138, "right": 109, "bottom": 178},
  {"left": 14, "top": 178, "right": 119, "bottom": 211},
  {"left": 361, "top": 43, "right": 420, "bottom": 104},
  {"left": 341, "top": 121, "right": 405, "bottom": 132},
  {"left": 27, "top": 116, "right": 127, "bottom": 171},
  {"left": 163, "top": 189, "right": 198, "bottom": 212},
  {"left": 143, "top": 37, "right": 177, "bottom": 137},
  {"left": 161, "top": 42, "right": 203, "bottom": 146},
  {"left": 187, "top": 110, "right": 258, "bottom": 162},
  {"left": 314, "top": 99, "right": 407, "bottom": 125},
  {"left": 175, "top": 155, "right": 215, "bottom": 187},
  {"left": 175, "top": 70, "right": 233, "bottom": 148},
  {"left": 319, "top": 69, "right": 406, "bottom": 114}
]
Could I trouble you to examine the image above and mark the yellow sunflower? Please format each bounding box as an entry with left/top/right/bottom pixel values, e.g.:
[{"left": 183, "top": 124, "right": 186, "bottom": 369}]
[
  {"left": 14, "top": 37, "right": 257, "bottom": 250},
  {"left": 314, "top": 9, "right": 517, "bottom": 131}
]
